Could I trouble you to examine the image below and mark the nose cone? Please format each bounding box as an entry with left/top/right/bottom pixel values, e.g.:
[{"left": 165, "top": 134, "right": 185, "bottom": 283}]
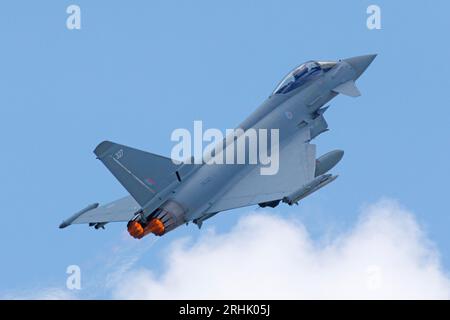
[{"left": 343, "top": 54, "right": 377, "bottom": 79}]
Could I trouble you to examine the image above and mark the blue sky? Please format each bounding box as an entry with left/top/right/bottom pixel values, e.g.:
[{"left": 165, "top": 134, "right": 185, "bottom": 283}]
[{"left": 0, "top": 0, "right": 449, "bottom": 298}]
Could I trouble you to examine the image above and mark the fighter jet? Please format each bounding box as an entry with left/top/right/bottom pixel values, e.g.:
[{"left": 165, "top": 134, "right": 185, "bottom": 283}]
[{"left": 60, "top": 54, "right": 376, "bottom": 239}]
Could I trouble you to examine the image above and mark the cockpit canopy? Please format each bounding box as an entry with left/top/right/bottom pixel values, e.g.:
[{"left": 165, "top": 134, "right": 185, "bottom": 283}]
[{"left": 272, "top": 61, "right": 337, "bottom": 95}]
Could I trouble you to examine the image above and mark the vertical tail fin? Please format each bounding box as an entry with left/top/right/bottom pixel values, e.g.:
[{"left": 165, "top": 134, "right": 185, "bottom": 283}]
[{"left": 94, "top": 141, "right": 179, "bottom": 206}]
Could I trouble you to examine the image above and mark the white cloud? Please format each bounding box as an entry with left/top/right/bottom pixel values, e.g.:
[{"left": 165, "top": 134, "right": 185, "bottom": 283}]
[
  {"left": 4, "top": 199, "right": 448, "bottom": 300},
  {"left": 110, "top": 199, "right": 450, "bottom": 299}
]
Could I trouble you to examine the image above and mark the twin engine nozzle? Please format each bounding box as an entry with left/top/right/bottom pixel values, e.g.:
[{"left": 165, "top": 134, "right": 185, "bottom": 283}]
[
  {"left": 127, "top": 200, "right": 186, "bottom": 239},
  {"left": 127, "top": 218, "right": 165, "bottom": 239}
]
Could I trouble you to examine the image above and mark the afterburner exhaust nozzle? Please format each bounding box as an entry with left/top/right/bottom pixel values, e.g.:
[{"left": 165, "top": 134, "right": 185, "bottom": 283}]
[{"left": 127, "top": 218, "right": 165, "bottom": 239}]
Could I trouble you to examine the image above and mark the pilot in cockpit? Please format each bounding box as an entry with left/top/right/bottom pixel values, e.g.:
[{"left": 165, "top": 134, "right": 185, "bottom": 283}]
[{"left": 272, "top": 61, "right": 336, "bottom": 95}]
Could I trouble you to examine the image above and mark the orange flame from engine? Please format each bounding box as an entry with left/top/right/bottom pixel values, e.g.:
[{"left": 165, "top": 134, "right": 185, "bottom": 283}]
[
  {"left": 127, "top": 219, "right": 165, "bottom": 239},
  {"left": 127, "top": 221, "right": 144, "bottom": 239}
]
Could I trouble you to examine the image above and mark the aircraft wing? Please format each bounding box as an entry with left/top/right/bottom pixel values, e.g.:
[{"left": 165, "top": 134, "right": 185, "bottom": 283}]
[
  {"left": 205, "top": 128, "right": 317, "bottom": 214},
  {"left": 60, "top": 140, "right": 192, "bottom": 229},
  {"left": 59, "top": 196, "right": 140, "bottom": 228}
]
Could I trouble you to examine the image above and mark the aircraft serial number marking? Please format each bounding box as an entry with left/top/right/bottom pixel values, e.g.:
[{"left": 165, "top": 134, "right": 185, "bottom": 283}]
[{"left": 114, "top": 149, "right": 124, "bottom": 160}]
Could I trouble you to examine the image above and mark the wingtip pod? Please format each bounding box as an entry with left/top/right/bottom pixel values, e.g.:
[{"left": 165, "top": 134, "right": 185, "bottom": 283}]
[{"left": 59, "top": 203, "right": 99, "bottom": 229}]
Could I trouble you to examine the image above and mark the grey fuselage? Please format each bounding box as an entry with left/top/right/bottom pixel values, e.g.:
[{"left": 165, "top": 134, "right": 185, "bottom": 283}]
[{"left": 158, "top": 58, "right": 362, "bottom": 227}]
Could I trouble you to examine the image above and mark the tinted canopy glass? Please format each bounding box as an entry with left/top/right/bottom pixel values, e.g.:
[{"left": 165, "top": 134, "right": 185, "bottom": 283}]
[{"left": 272, "top": 61, "right": 336, "bottom": 95}]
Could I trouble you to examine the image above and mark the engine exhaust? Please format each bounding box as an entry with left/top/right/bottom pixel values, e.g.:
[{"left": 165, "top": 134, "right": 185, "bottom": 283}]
[{"left": 127, "top": 218, "right": 165, "bottom": 239}]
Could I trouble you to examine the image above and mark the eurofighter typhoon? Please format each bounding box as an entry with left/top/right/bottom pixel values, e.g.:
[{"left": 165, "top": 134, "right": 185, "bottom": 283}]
[{"left": 60, "top": 55, "right": 376, "bottom": 239}]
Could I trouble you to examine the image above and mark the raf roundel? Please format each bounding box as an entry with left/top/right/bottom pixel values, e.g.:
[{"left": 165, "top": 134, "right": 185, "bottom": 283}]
[{"left": 285, "top": 111, "right": 293, "bottom": 120}]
